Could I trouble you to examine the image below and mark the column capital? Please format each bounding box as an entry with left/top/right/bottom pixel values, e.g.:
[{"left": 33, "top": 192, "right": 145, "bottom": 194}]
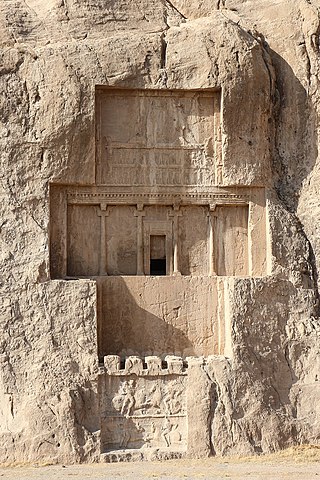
[
  {"left": 134, "top": 204, "right": 146, "bottom": 217},
  {"left": 207, "top": 203, "right": 218, "bottom": 217},
  {"left": 97, "top": 203, "right": 109, "bottom": 217},
  {"left": 168, "top": 204, "right": 182, "bottom": 218}
]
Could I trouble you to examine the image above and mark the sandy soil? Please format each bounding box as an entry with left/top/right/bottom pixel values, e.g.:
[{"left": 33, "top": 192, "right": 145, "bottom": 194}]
[{"left": 1, "top": 446, "right": 319, "bottom": 480}]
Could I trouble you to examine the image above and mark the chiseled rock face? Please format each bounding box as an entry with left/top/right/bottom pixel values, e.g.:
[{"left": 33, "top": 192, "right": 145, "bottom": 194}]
[{"left": 0, "top": 0, "right": 320, "bottom": 463}]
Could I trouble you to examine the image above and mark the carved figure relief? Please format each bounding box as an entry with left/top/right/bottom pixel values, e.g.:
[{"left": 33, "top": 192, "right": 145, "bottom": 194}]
[
  {"left": 96, "top": 89, "right": 222, "bottom": 187},
  {"left": 161, "top": 417, "right": 172, "bottom": 447},
  {"left": 109, "top": 377, "right": 186, "bottom": 418},
  {"left": 116, "top": 380, "right": 136, "bottom": 417},
  {"left": 100, "top": 370, "right": 187, "bottom": 452},
  {"left": 163, "top": 382, "right": 184, "bottom": 415}
]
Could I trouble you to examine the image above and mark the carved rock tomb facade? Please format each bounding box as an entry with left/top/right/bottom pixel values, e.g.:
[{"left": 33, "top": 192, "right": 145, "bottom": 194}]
[
  {"left": 1, "top": 2, "right": 320, "bottom": 464},
  {"left": 50, "top": 87, "right": 268, "bottom": 459}
]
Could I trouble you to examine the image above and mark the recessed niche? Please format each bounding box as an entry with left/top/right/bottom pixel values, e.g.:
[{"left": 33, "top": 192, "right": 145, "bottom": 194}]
[
  {"left": 50, "top": 185, "right": 266, "bottom": 280},
  {"left": 95, "top": 87, "right": 222, "bottom": 187}
]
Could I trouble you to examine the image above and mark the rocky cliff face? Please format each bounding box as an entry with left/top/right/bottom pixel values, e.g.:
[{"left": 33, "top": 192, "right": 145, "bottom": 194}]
[{"left": 0, "top": 0, "right": 319, "bottom": 463}]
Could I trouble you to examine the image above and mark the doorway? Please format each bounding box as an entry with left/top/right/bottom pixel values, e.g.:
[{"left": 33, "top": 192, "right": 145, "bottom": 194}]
[{"left": 150, "top": 235, "right": 166, "bottom": 275}]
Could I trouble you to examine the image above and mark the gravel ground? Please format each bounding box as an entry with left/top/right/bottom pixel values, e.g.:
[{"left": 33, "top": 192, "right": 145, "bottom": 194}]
[{"left": 0, "top": 456, "right": 319, "bottom": 480}]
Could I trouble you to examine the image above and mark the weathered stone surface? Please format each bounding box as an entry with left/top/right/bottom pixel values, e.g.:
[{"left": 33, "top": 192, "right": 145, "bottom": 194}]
[
  {"left": 0, "top": 280, "right": 98, "bottom": 463},
  {"left": 99, "top": 357, "right": 187, "bottom": 456},
  {"left": 1, "top": 0, "right": 320, "bottom": 464}
]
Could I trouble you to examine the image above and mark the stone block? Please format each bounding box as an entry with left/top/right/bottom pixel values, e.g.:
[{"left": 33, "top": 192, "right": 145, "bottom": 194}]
[
  {"left": 104, "top": 355, "right": 120, "bottom": 374},
  {"left": 124, "top": 356, "right": 143, "bottom": 375},
  {"left": 145, "top": 356, "right": 162, "bottom": 374},
  {"left": 165, "top": 355, "right": 184, "bottom": 374},
  {"left": 186, "top": 356, "right": 205, "bottom": 368}
]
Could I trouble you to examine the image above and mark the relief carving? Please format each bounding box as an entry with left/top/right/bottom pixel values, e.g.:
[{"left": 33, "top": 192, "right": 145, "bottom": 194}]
[
  {"left": 163, "top": 382, "right": 184, "bottom": 415},
  {"left": 115, "top": 380, "right": 136, "bottom": 417},
  {"left": 161, "top": 417, "right": 172, "bottom": 447},
  {"left": 100, "top": 359, "right": 187, "bottom": 452},
  {"left": 96, "top": 89, "right": 222, "bottom": 187},
  {"left": 109, "top": 377, "right": 186, "bottom": 418}
]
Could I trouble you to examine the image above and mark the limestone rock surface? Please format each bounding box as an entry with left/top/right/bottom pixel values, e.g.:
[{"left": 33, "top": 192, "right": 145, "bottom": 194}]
[{"left": 0, "top": 0, "right": 320, "bottom": 463}]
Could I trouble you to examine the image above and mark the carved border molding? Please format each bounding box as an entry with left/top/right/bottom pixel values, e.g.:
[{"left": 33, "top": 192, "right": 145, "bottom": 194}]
[
  {"left": 102, "top": 354, "right": 207, "bottom": 376},
  {"left": 66, "top": 187, "right": 250, "bottom": 207}
]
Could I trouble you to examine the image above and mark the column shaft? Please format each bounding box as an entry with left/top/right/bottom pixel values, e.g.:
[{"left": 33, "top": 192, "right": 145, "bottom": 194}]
[
  {"left": 170, "top": 205, "right": 182, "bottom": 276},
  {"left": 135, "top": 205, "right": 145, "bottom": 275},
  {"left": 97, "top": 203, "right": 109, "bottom": 276},
  {"left": 208, "top": 205, "right": 216, "bottom": 276},
  {"left": 173, "top": 216, "right": 179, "bottom": 275}
]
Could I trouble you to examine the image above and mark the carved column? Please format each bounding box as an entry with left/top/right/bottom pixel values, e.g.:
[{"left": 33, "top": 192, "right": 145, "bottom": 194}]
[
  {"left": 97, "top": 203, "right": 109, "bottom": 275},
  {"left": 134, "top": 204, "right": 145, "bottom": 275},
  {"left": 207, "top": 203, "right": 217, "bottom": 276},
  {"left": 169, "top": 204, "right": 182, "bottom": 276}
]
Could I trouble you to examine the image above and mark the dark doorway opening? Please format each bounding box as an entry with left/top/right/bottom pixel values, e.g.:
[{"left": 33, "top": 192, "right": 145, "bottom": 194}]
[
  {"left": 150, "top": 258, "right": 166, "bottom": 275},
  {"left": 150, "top": 235, "right": 166, "bottom": 275}
]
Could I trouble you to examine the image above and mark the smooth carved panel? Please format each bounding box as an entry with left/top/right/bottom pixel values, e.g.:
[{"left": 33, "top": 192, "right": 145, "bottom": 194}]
[
  {"left": 100, "top": 374, "right": 187, "bottom": 452},
  {"left": 215, "top": 206, "right": 249, "bottom": 276},
  {"left": 97, "top": 276, "right": 217, "bottom": 359},
  {"left": 179, "top": 206, "right": 208, "bottom": 276},
  {"left": 144, "top": 205, "right": 169, "bottom": 221},
  {"left": 67, "top": 205, "right": 100, "bottom": 276},
  {"left": 96, "top": 89, "right": 221, "bottom": 187},
  {"left": 107, "top": 205, "right": 137, "bottom": 275}
]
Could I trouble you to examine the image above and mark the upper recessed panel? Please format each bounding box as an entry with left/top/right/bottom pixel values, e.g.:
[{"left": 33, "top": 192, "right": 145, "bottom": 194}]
[{"left": 96, "top": 88, "right": 222, "bottom": 187}]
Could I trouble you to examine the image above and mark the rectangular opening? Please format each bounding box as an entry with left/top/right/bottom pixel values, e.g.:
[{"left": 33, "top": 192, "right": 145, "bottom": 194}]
[
  {"left": 150, "top": 235, "right": 166, "bottom": 275},
  {"left": 150, "top": 258, "right": 166, "bottom": 275}
]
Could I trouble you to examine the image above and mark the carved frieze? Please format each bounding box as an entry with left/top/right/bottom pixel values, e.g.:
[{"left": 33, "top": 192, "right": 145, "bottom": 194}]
[
  {"left": 66, "top": 186, "right": 250, "bottom": 207},
  {"left": 95, "top": 88, "right": 222, "bottom": 187},
  {"left": 99, "top": 355, "right": 187, "bottom": 453}
]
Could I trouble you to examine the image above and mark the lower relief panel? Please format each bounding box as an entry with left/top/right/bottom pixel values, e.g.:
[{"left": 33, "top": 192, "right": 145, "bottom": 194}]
[{"left": 99, "top": 357, "right": 187, "bottom": 460}]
